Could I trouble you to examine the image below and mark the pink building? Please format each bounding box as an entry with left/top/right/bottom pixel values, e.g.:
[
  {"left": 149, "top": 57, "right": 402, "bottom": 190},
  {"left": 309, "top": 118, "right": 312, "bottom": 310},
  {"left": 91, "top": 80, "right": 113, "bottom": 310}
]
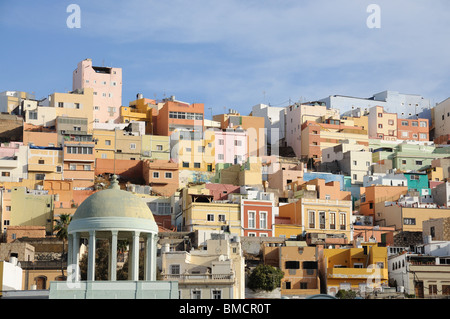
[
  {"left": 72, "top": 58, "right": 122, "bottom": 124},
  {"left": 0, "top": 142, "right": 23, "bottom": 158},
  {"left": 214, "top": 127, "right": 248, "bottom": 165}
]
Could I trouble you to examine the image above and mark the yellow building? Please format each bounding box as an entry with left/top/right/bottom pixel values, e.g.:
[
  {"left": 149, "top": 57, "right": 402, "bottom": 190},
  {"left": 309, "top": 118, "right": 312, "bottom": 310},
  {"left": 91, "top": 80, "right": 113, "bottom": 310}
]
[
  {"left": 175, "top": 129, "right": 215, "bottom": 172},
  {"left": 420, "top": 166, "right": 444, "bottom": 182},
  {"left": 141, "top": 135, "right": 170, "bottom": 160},
  {"left": 27, "top": 147, "right": 63, "bottom": 181},
  {"left": 278, "top": 198, "right": 353, "bottom": 243},
  {"left": 274, "top": 223, "right": 303, "bottom": 239},
  {"left": 319, "top": 243, "right": 389, "bottom": 296},
  {"left": 179, "top": 186, "right": 241, "bottom": 243},
  {"left": 214, "top": 157, "right": 262, "bottom": 186},
  {"left": 93, "top": 129, "right": 116, "bottom": 159},
  {"left": 50, "top": 88, "right": 94, "bottom": 134},
  {"left": 9, "top": 187, "right": 54, "bottom": 235},
  {"left": 120, "top": 96, "right": 156, "bottom": 134}
]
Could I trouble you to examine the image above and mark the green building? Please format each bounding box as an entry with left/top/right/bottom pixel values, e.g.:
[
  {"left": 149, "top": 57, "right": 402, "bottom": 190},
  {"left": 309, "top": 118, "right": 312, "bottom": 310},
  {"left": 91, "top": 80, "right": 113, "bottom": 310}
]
[{"left": 371, "top": 140, "right": 450, "bottom": 172}]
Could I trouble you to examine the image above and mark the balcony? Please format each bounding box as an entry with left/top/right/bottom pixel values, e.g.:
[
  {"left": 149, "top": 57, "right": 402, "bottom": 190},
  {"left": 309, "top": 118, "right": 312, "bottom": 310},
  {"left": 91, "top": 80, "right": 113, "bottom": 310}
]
[
  {"left": 327, "top": 267, "right": 388, "bottom": 280},
  {"left": 0, "top": 158, "right": 19, "bottom": 168},
  {"left": 160, "top": 273, "right": 234, "bottom": 284}
]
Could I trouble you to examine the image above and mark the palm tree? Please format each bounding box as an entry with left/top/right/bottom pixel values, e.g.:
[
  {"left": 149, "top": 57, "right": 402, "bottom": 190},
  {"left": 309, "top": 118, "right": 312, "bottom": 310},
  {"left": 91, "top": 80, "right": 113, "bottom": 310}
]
[{"left": 53, "top": 213, "right": 72, "bottom": 278}]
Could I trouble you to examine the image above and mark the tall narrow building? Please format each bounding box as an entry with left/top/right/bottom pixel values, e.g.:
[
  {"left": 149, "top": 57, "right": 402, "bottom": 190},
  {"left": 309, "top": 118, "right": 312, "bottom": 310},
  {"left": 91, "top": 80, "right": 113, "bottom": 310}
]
[{"left": 72, "top": 58, "right": 122, "bottom": 124}]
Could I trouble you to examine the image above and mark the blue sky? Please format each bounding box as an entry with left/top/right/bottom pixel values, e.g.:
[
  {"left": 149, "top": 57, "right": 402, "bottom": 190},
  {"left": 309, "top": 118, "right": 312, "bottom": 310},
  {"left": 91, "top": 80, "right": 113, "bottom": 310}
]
[{"left": 0, "top": 0, "right": 449, "bottom": 117}]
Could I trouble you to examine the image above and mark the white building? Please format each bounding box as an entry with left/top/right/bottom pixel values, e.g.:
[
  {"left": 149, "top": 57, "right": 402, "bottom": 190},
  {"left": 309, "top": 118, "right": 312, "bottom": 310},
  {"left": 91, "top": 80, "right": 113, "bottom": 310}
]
[
  {"left": 251, "top": 103, "right": 286, "bottom": 147},
  {"left": 160, "top": 233, "right": 245, "bottom": 299},
  {"left": 363, "top": 171, "right": 408, "bottom": 187},
  {"left": 0, "top": 258, "right": 23, "bottom": 292},
  {"left": 321, "top": 90, "right": 432, "bottom": 122}
]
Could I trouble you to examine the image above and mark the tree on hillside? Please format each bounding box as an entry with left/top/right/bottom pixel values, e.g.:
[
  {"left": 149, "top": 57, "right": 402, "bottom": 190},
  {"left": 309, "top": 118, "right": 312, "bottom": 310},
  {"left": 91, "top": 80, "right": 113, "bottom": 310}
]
[
  {"left": 53, "top": 213, "right": 72, "bottom": 278},
  {"left": 247, "top": 264, "right": 284, "bottom": 292}
]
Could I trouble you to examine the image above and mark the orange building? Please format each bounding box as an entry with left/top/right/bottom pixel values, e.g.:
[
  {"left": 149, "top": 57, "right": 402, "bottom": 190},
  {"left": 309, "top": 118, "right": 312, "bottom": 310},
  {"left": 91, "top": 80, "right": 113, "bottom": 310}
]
[
  {"left": 143, "top": 159, "right": 179, "bottom": 197},
  {"left": 62, "top": 140, "right": 95, "bottom": 188},
  {"left": 154, "top": 99, "right": 204, "bottom": 137},
  {"left": 397, "top": 118, "right": 429, "bottom": 141},
  {"left": 359, "top": 185, "right": 408, "bottom": 219},
  {"left": 300, "top": 119, "right": 368, "bottom": 162}
]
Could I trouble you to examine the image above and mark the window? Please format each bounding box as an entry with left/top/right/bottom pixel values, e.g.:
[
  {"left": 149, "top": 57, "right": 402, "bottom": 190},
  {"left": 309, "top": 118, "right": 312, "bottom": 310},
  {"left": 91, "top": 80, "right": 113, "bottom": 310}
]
[
  {"left": 58, "top": 102, "right": 64, "bottom": 108},
  {"left": 378, "top": 113, "right": 383, "bottom": 117},
  {"left": 75, "top": 103, "right": 80, "bottom": 109},
  {"left": 329, "top": 212, "right": 336, "bottom": 230},
  {"left": 130, "top": 143, "right": 136, "bottom": 149},
  {"left": 207, "top": 214, "right": 214, "bottom": 222},
  {"left": 218, "top": 214, "right": 226, "bottom": 222},
  {"left": 411, "top": 121, "right": 418, "bottom": 127},
  {"left": 353, "top": 160, "right": 357, "bottom": 166},
  {"left": 339, "top": 213, "right": 346, "bottom": 230},
  {"left": 420, "top": 121, "right": 427, "bottom": 127},
  {"left": 218, "top": 139, "right": 224, "bottom": 145},
  {"left": 185, "top": 147, "right": 191, "bottom": 152},
  {"left": 403, "top": 218, "right": 416, "bottom": 225},
  {"left": 429, "top": 285, "right": 438, "bottom": 295},
  {"left": 70, "top": 164, "right": 76, "bottom": 170},
  {"left": 285, "top": 261, "right": 300, "bottom": 269},
  {"left": 402, "top": 160, "right": 407, "bottom": 165},
  {"left": 410, "top": 174, "right": 419, "bottom": 180},
  {"left": 212, "top": 290, "right": 222, "bottom": 299},
  {"left": 83, "top": 165, "right": 91, "bottom": 171},
  {"left": 156, "top": 145, "right": 163, "bottom": 151},
  {"left": 234, "top": 140, "right": 242, "bottom": 146},
  {"left": 248, "top": 211, "right": 256, "bottom": 228},
  {"left": 2, "top": 172, "right": 10, "bottom": 177},
  {"left": 36, "top": 173, "right": 45, "bottom": 180},
  {"left": 105, "top": 140, "right": 111, "bottom": 146},
  {"left": 29, "top": 111, "right": 38, "bottom": 120},
  {"left": 194, "top": 162, "right": 201, "bottom": 169},
  {"left": 218, "top": 154, "right": 224, "bottom": 160},
  {"left": 165, "top": 172, "right": 172, "bottom": 179},
  {"left": 260, "top": 212, "right": 267, "bottom": 229},
  {"left": 182, "top": 162, "right": 189, "bottom": 168},
  {"left": 308, "top": 211, "right": 315, "bottom": 229},
  {"left": 192, "top": 290, "right": 202, "bottom": 299},
  {"left": 419, "top": 133, "right": 427, "bottom": 139},
  {"left": 378, "top": 124, "right": 383, "bottom": 129},
  {"left": 319, "top": 211, "right": 325, "bottom": 229},
  {"left": 170, "top": 264, "right": 180, "bottom": 275},
  {"left": 388, "top": 119, "right": 394, "bottom": 125},
  {"left": 153, "top": 172, "right": 159, "bottom": 178},
  {"left": 353, "top": 174, "right": 358, "bottom": 180},
  {"left": 401, "top": 121, "right": 409, "bottom": 126},
  {"left": 38, "top": 159, "right": 45, "bottom": 164},
  {"left": 366, "top": 161, "right": 371, "bottom": 167}
]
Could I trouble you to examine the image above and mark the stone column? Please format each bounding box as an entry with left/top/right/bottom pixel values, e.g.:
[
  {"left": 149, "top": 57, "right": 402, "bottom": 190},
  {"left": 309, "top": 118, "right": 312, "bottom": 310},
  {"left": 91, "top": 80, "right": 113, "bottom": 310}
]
[
  {"left": 87, "top": 230, "right": 96, "bottom": 281},
  {"left": 109, "top": 230, "right": 118, "bottom": 281},
  {"left": 144, "top": 233, "right": 156, "bottom": 281},
  {"left": 130, "top": 231, "right": 140, "bottom": 281},
  {"left": 72, "top": 232, "right": 80, "bottom": 282}
]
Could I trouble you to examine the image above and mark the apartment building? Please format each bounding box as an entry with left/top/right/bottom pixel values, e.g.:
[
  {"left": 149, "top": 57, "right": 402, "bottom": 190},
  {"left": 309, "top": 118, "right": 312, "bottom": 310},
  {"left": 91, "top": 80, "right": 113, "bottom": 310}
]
[
  {"left": 319, "top": 243, "right": 389, "bottom": 296},
  {"left": 72, "top": 58, "right": 122, "bottom": 124}
]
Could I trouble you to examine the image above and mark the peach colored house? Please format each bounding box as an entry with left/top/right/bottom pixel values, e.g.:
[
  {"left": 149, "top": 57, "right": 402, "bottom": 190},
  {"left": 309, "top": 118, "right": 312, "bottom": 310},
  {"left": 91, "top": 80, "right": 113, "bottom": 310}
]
[
  {"left": 23, "top": 124, "right": 58, "bottom": 147},
  {"left": 72, "top": 58, "right": 122, "bottom": 124},
  {"left": 95, "top": 158, "right": 145, "bottom": 184},
  {"left": 62, "top": 140, "right": 95, "bottom": 188},
  {"left": 367, "top": 105, "right": 398, "bottom": 140},
  {"left": 397, "top": 118, "right": 429, "bottom": 141},
  {"left": 359, "top": 185, "right": 408, "bottom": 219},
  {"left": 143, "top": 159, "right": 179, "bottom": 197}
]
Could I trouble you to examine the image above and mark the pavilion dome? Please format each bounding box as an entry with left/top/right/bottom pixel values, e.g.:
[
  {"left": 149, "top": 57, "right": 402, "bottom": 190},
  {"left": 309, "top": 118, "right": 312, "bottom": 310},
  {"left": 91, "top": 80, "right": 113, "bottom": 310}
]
[{"left": 69, "top": 175, "right": 157, "bottom": 234}]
